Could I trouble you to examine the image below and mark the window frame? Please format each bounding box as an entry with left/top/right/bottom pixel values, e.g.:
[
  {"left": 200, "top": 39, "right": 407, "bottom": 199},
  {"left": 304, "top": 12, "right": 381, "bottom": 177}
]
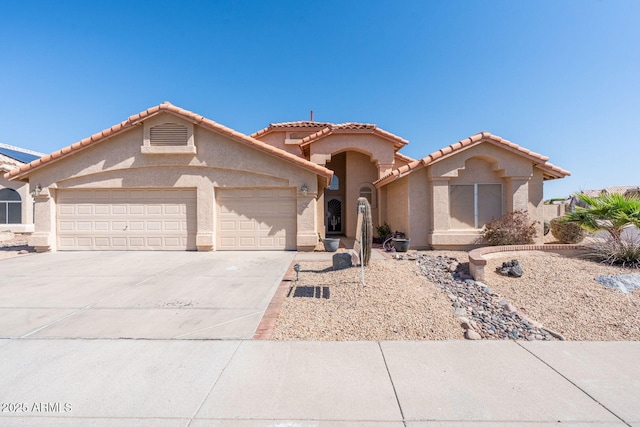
[
  {"left": 0, "top": 188, "right": 22, "bottom": 224},
  {"left": 449, "top": 183, "right": 502, "bottom": 229}
]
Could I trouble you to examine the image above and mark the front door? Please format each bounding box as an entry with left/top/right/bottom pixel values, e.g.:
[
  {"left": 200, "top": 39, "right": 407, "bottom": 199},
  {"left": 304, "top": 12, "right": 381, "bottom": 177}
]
[{"left": 325, "top": 196, "right": 342, "bottom": 235}]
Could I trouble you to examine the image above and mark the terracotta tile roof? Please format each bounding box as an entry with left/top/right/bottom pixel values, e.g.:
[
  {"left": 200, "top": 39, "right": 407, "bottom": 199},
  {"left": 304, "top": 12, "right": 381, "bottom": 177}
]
[
  {"left": 251, "top": 121, "right": 332, "bottom": 138},
  {"left": 4, "top": 102, "right": 334, "bottom": 184},
  {"left": 299, "top": 123, "right": 408, "bottom": 152},
  {"left": 394, "top": 151, "right": 416, "bottom": 164},
  {"left": 375, "top": 132, "right": 570, "bottom": 187},
  {"left": 252, "top": 120, "right": 408, "bottom": 152}
]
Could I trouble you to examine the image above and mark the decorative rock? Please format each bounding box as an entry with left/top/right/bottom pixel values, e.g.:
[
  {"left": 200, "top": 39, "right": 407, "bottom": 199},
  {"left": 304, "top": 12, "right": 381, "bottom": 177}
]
[
  {"left": 465, "top": 329, "right": 481, "bottom": 340},
  {"left": 497, "top": 259, "right": 523, "bottom": 277},
  {"left": 458, "top": 317, "right": 472, "bottom": 330},
  {"left": 332, "top": 253, "right": 352, "bottom": 270},
  {"left": 454, "top": 308, "right": 467, "bottom": 317},
  {"left": 503, "top": 303, "right": 517, "bottom": 313},
  {"left": 410, "top": 253, "right": 558, "bottom": 342}
]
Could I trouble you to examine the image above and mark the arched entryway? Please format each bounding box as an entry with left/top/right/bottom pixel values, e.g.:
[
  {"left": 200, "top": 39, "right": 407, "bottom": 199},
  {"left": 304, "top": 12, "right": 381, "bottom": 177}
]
[{"left": 323, "top": 151, "right": 379, "bottom": 237}]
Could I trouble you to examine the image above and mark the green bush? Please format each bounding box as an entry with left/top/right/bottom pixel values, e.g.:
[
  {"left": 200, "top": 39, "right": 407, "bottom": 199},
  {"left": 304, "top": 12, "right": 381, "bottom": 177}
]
[
  {"left": 376, "top": 222, "right": 392, "bottom": 239},
  {"left": 550, "top": 217, "right": 586, "bottom": 243},
  {"left": 482, "top": 210, "right": 538, "bottom": 246},
  {"left": 587, "top": 237, "right": 640, "bottom": 268}
]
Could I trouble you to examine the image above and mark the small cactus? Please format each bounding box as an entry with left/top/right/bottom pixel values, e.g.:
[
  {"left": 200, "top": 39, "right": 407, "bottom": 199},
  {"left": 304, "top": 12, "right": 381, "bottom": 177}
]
[{"left": 356, "top": 197, "right": 373, "bottom": 266}]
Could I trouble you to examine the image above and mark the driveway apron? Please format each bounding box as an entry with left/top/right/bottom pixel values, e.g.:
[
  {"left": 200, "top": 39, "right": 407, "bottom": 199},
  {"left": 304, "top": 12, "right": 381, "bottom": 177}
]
[{"left": 0, "top": 251, "right": 295, "bottom": 339}]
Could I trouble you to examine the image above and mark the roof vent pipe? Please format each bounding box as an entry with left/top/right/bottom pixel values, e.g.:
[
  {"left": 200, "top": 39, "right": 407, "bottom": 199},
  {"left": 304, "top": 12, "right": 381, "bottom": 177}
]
[{"left": 310, "top": 110, "right": 314, "bottom": 122}]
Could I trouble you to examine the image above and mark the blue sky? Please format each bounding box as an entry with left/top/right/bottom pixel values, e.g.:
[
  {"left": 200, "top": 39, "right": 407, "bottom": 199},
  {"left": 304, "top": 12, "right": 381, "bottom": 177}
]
[{"left": 1, "top": 0, "right": 638, "bottom": 199}]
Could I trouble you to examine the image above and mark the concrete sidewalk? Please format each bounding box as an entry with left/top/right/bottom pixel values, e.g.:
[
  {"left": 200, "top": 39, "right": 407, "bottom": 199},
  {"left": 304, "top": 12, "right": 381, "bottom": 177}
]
[{"left": 0, "top": 339, "right": 638, "bottom": 426}]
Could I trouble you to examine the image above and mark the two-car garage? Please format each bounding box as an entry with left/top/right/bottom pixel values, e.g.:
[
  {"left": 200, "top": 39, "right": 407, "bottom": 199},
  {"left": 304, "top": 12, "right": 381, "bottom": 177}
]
[{"left": 56, "top": 187, "right": 297, "bottom": 251}]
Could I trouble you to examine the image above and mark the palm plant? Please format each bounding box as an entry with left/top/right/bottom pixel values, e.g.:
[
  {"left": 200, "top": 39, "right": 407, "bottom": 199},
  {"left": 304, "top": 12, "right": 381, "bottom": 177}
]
[{"left": 562, "top": 192, "right": 640, "bottom": 242}]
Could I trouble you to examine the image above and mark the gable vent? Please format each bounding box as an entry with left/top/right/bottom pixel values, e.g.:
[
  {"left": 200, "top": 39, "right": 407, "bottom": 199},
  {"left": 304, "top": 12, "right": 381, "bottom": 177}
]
[{"left": 150, "top": 123, "right": 188, "bottom": 146}]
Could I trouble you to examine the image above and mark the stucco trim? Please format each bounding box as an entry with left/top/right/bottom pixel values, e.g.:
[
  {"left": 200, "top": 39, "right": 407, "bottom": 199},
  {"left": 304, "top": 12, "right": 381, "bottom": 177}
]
[
  {"left": 374, "top": 132, "right": 570, "bottom": 188},
  {"left": 5, "top": 102, "right": 334, "bottom": 186}
]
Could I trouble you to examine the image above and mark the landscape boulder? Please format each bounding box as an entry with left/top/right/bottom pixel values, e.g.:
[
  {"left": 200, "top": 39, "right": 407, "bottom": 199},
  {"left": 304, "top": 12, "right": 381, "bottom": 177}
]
[{"left": 497, "top": 259, "right": 523, "bottom": 277}]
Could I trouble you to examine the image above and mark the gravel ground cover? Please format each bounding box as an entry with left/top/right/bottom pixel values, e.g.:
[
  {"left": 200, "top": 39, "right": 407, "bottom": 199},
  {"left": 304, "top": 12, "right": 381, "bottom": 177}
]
[
  {"left": 483, "top": 251, "right": 640, "bottom": 341},
  {"left": 273, "top": 249, "right": 640, "bottom": 341},
  {"left": 272, "top": 258, "right": 462, "bottom": 340}
]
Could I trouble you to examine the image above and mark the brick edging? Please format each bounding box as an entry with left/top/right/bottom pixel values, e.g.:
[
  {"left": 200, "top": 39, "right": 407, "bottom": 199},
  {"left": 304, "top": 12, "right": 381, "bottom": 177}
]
[
  {"left": 253, "top": 261, "right": 297, "bottom": 340},
  {"left": 468, "top": 244, "right": 586, "bottom": 281}
]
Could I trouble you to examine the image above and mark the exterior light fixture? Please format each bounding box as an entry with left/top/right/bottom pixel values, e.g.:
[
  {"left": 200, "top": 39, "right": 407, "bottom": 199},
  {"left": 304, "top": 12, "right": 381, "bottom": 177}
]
[
  {"left": 32, "top": 184, "right": 42, "bottom": 197},
  {"left": 293, "top": 263, "right": 300, "bottom": 282},
  {"left": 300, "top": 184, "right": 308, "bottom": 195}
]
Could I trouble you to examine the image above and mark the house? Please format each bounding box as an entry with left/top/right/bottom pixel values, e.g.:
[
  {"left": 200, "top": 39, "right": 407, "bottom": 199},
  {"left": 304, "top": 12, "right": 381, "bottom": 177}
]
[
  {"left": 0, "top": 143, "right": 44, "bottom": 232},
  {"left": 4, "top": 102, "right": 570, "bottom": 252}
]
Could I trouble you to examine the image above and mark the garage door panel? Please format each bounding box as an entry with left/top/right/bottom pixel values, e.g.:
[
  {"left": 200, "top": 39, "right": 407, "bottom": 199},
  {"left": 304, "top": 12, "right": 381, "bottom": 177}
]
[
  {"left": 57, "top": 189, "right": 196, "bottom": 251},
  {"left": 216, "top": 187, "right": 296, "bottom": 251}
]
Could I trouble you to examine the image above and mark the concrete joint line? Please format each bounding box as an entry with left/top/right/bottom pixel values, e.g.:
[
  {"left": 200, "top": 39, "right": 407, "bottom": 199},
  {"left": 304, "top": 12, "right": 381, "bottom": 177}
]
[
  {"left": 20, "top": 304, "right": 95, "bottom": 338},
  {"left": 515, "top": 341, "right": 632, "bottom": 427},
  {"left": 186, "top": 340, "right": 243, "bottom": 426},
  {"left": 377, "top": 341, "right": 407, "bottom": 426},
  {"left": 173, "top": 310, "right": 263, "bottom": 338},
  {"left": 19, "top": 265, "right": 184, "bottom": 339}
]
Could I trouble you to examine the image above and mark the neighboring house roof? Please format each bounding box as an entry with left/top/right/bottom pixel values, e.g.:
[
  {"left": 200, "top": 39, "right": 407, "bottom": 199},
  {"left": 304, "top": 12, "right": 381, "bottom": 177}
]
[
  {"left": 575, "top": 186, "right": 640, "bottom": 198},
  {"left": 0, "top": 143, "right": 44, "bottom": 166},
  {"left": 375, "top": 132, "right": 571, "bottom": 187},
  {"left": 4, "top": 102, "right": 334, "bottom": 184}
]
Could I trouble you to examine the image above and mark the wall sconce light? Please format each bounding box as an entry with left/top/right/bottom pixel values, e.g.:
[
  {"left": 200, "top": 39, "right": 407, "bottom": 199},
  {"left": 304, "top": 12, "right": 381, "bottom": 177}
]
[
  {"left": 300, "top": 184, "right": 308, "bottom": 195},
  {"left": 32, "top": 184, "right": 42, "bottom": 197}
]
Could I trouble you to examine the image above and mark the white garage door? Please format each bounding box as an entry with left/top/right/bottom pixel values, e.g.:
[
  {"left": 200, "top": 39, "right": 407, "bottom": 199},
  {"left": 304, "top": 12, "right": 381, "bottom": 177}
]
[
  {"left": 57, "top": 189, "right": 196, "bottom": 250},
  {"left": 216, "top": 188, "right": 296, "bottom": 250}
]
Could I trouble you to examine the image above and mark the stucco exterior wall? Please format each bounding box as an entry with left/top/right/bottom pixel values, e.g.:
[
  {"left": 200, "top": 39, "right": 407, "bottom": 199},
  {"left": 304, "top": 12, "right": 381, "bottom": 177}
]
[
  {"left": 254, "top": 131, "right": 304, "bottom": 158},
  {"left": 424, "top": 142, "right": 541, "bottom": 249},
  {"left": 529, "top": 169, "right": 545, "bottom": 243},
  {"left": 383, "top": 175, "right": 409, "bottom": 237},
  {"left": 26, "top": 113, "right": 323, "bottom": 251},
  {"left": 0, "top": 175, "right": 34, "bottom": 232},
  {"left": 309, "top": 134, "right": 396, "bottom": 178},
  {"left": 344, "top": 151, "right": 379, "bottom": 237},
  {"left": 407, "top": 168, "right": 430, "bottom": 248}
]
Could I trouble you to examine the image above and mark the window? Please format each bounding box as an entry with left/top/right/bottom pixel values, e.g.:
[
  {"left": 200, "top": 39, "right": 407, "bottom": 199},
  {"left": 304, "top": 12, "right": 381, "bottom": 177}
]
[
  {"left": 450, "top": 184, "right": 502, "bottom": 229},
  {"left": 358, "top": 184, "right": 376, "bottom": 207},
  {"left": 329, "top": 175, "right": 339, "bottom": 190},
  {"left": 0, "top": 188, "right": 21, "bottom": 224}
]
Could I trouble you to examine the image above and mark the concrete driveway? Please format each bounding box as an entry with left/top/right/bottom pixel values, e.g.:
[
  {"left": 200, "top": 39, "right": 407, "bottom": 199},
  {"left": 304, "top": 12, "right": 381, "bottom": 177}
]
[{"left": 0, "top": 251, "right": 295, "bottom": 339}]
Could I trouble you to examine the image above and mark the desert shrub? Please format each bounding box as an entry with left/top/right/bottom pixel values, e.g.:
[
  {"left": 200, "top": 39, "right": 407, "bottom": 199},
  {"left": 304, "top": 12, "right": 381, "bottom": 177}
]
[
  {"left": 544, "top": 220, "right": 550, "bottom": 236},
  {"left": 586, "top": 237, "right": 640, "bottom": 268},
  {"left": 376, "top": 222, "right": 392, "bottom": 239},
  {"left": 482, "top": 210, "right": 538, "bottom": 246},
  {"left": 550, "top": 217, "right": 586, "bottom": 243}
]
